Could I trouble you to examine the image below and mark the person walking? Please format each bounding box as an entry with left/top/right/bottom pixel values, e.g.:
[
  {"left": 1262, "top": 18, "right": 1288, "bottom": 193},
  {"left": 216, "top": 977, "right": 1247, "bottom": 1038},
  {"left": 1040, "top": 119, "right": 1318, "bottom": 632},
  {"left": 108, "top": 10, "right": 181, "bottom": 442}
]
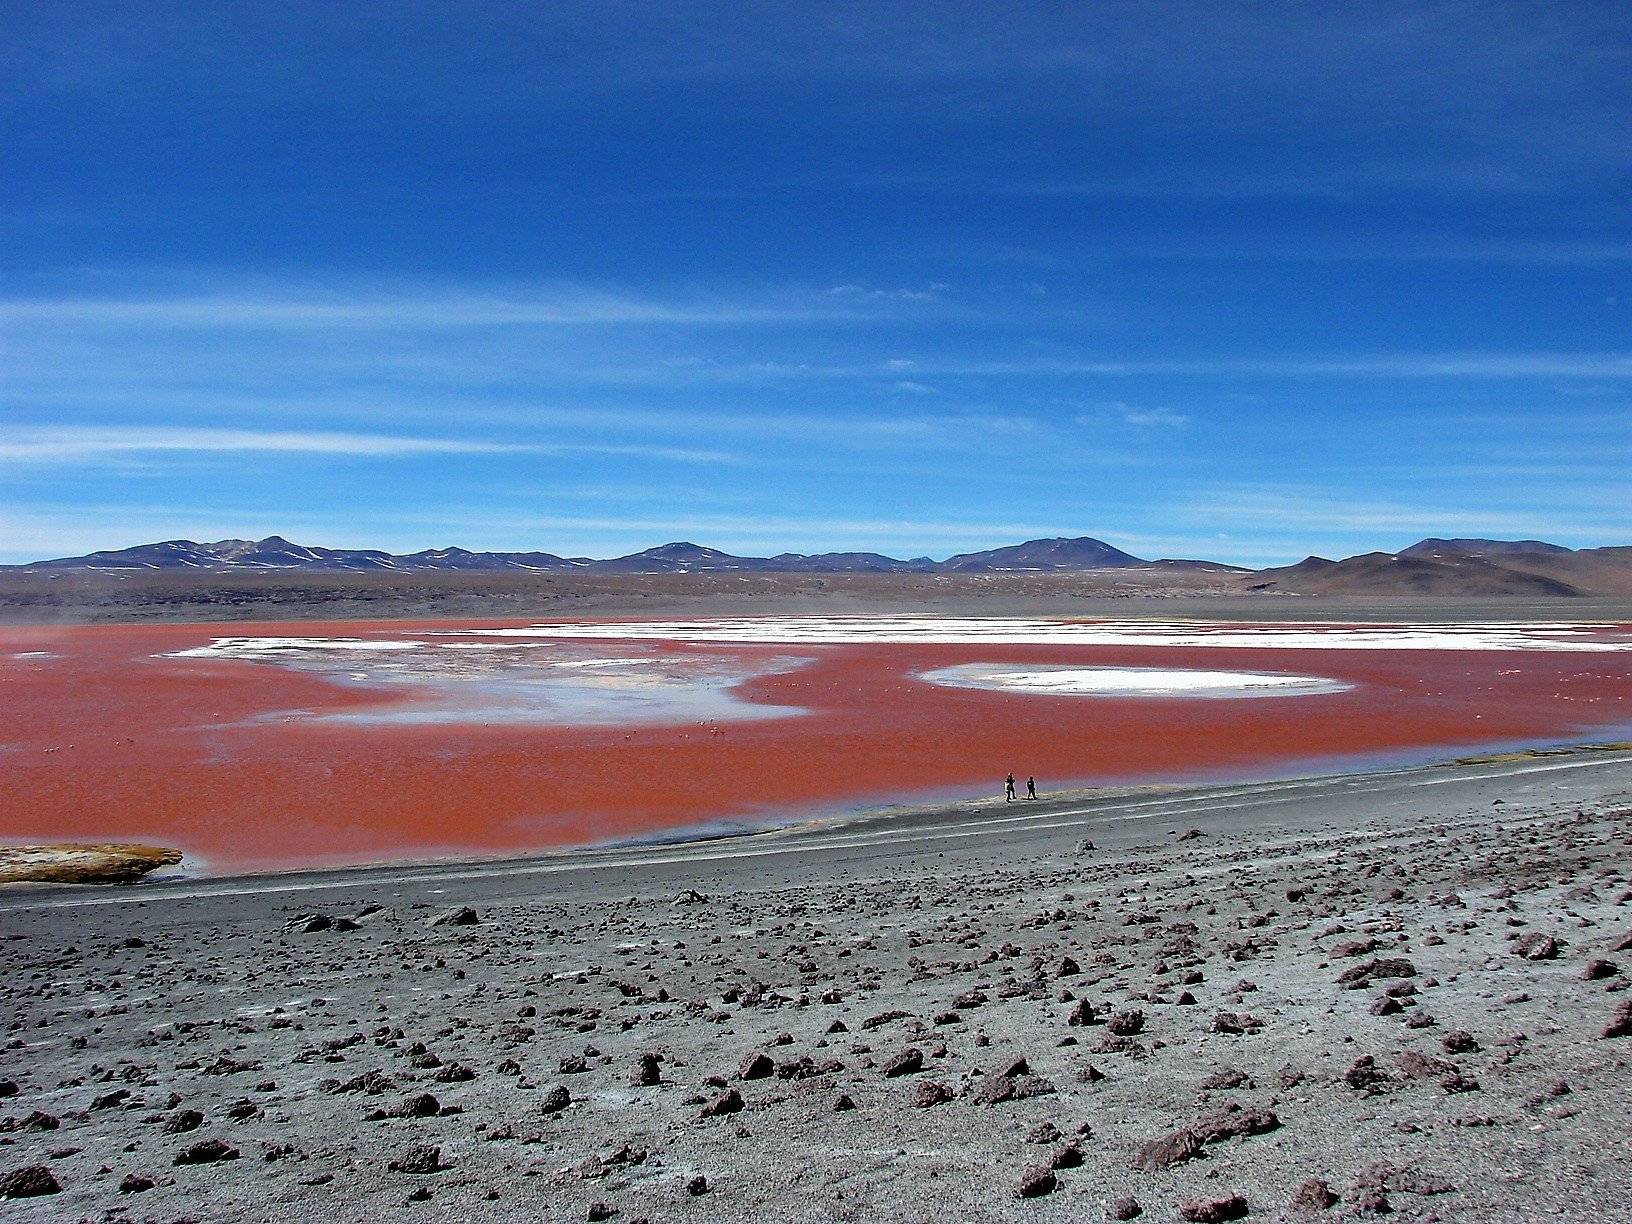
[
  {"left": 1004, "top": 773, "right": 1017, "bottom": 802},
  {"left": 1026, "top": 776, "right": 1037, "bottom": 800}
]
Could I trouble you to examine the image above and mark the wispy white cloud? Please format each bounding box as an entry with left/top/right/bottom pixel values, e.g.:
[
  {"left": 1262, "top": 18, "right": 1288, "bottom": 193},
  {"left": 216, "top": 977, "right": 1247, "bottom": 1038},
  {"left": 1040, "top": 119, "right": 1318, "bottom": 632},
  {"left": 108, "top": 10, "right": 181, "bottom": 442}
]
[
  {"left": 0, "top": 284, "right": 852, "bottom": 330},
  {"left": 4, "top": 389, "right": 1049, "bottom": 451},
  {"left": 810, "top": 353, "right": 1632, "bottom": 383},
  {"left": 1079, "top": 403, "right": 1190, "bottom": 428},
  {"left": 367, "top": 351, "right": 1632, "bottom": 388},
  {"left": 0, "top": 426, "right": 733, "bottom": 465}
]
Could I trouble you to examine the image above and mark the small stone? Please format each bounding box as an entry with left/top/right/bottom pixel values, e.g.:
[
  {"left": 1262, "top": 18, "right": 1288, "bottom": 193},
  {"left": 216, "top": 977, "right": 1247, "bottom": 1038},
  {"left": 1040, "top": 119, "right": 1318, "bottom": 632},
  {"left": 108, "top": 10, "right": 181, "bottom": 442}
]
[
  {"left": 1107, "top": 1195, "right": 1142, "bottom": 1220},
  {"left": 430, "top": 906, "right": 480, "bottom": 926},
  {"left": 1132, "top": 1128, "right": 1202, "bottom": 1170},
  {"left": 0, "top": 1165, "right": 60, "bottom": 1199},
  {"left": 174, "top": 1138, "right": 239, "bottom": 1165},
  {"left": 1016, "top": 1165, "right": 1057, "bottom": 1198},
  {"left": 388, "top": 1145, "right": 444, "bottom": 1174},
  {"left": 883, "top": 1047, "right": 923, "bottom": 1077},
  {"left": 1049, "top": 1142, "right": 1083, "bottom": 1169},
  {"left": 1290, "top": 1178, "right": 1339, "bottom": 1211},
  {"left": 1068, "top": 998, "right": 1098, "bottom": 1026},
  {"left": 1107, "top": 1009, "right": 1144, "bottom": 1036},
  {"left": 1602, "top": 1000, "right": 1632, "bottom": 1040},
  {"left": 1513, "top": 932, "right": 1560, "bottom": 960},
  {"left": 162, "top": 1108, "right": 204, "bottom": 1133},
  {"left": 1441, "top": 1030, "right": 1479, "bottom": 1054},
  {"left": 1178, "top": 1193, "right": 1248, "bottom": 1222},
  {"left": 119, "top": 1173, "right": 155, "bottom": 1194},
  {"left": 910, "top": 1080, "right": 953, "bottom": 1107},
  {"left": 976, "top": 1075, "right": 1015, "bottom": 1105},
  {"left": 1349, "top": 1185, "right": 1389, "bottom": 1214},
  {"left": 633, "top": 1053, "right": 661, "bottom": 1087},
  {"left": 1343, "top": 1056, "right": 1391, "bottom": 1092},
  {"left": 1335, "top": 958, "right": 1417, "bottom": 988},
  {"left": 1189, "top": 1101, "right": 1279, "bottom": 1144},
  {"left": 739, "top": 1052, "right": 774, "bottom": 1080},
  {"left": 701, "top": 1089, "right": 743, "bottom": 1117}
]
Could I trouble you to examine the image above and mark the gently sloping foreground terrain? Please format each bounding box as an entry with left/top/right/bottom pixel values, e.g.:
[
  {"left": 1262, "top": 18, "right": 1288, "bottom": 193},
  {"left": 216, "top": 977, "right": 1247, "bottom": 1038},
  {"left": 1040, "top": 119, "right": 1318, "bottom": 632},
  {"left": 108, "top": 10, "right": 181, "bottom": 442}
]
[{"left": 3, "top": 758, "right": 1632, "bottom": 1221}]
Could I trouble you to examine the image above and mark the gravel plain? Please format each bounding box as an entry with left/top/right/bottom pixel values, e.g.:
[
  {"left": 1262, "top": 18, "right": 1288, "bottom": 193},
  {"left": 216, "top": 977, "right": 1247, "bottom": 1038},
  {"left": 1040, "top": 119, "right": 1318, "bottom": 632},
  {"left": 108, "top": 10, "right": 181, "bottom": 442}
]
[{"left": 4, "top": 752, "right": 1632, "bottom": 1221}]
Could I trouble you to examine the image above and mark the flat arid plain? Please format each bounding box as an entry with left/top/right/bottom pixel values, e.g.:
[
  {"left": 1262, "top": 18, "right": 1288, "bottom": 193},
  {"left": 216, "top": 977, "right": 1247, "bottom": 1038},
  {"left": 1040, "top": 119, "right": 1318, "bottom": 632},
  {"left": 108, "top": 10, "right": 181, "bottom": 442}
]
[{"left": 4, "top": 587, "right": 1632, "bottom": 1221}]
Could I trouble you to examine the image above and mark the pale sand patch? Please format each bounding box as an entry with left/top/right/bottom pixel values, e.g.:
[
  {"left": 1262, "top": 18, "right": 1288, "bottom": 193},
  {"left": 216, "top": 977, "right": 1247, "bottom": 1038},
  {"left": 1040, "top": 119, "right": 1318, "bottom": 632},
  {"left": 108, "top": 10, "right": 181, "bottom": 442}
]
[{"left": 921, "top": 662, "right": 1351, "bottom": 698}]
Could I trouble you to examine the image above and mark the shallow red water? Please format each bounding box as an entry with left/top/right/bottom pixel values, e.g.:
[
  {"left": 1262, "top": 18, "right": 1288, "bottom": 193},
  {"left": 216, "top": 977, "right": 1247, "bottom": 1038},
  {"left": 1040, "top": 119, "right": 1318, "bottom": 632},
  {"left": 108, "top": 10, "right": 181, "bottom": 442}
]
[{"left": 4, "top": 619, "right": 1632, "bottom": 873}]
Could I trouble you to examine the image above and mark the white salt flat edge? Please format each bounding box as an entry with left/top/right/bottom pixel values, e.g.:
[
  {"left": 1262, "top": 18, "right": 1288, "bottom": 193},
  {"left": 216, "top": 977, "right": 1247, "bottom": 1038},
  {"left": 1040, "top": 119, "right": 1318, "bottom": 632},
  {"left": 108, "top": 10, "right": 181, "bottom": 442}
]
[
  {"left": 922, "top": 663, "right": 1352, "bottom": 698},
  {"left": 165, "top": 638, "right": 745, "bottom": 674},
  {"left": 171, "top": 637, "right": 425, "bottom": 657},
  {"left": 441, "top": 616, "right": 1632, "bottom": 652}
]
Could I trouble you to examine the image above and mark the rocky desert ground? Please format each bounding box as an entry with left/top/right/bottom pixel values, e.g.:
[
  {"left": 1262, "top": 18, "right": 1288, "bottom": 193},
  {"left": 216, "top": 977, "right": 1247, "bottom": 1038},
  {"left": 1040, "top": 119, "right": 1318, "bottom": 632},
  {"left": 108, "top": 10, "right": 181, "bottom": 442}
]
[{"left": 4, "top": 755, "right": 1632, "bottom": 1222}]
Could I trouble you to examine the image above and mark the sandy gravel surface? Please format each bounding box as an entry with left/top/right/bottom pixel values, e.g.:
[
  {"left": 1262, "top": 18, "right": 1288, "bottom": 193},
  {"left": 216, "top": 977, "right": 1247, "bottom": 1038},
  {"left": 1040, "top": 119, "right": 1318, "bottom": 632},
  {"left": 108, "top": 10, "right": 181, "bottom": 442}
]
[
  {"left": 4, "top": 756, "right": 1632, "bottom": 1222},
  {"left": 6, "top": 565, "right": 1632, "bottom": 627}
]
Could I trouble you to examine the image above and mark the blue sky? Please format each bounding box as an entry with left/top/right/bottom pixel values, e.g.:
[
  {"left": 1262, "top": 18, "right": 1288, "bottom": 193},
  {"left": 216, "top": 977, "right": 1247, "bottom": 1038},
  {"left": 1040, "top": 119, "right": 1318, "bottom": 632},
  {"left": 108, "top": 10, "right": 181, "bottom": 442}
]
[{"left": 3, "top": 1, "right": 1630, "bottom": 566}]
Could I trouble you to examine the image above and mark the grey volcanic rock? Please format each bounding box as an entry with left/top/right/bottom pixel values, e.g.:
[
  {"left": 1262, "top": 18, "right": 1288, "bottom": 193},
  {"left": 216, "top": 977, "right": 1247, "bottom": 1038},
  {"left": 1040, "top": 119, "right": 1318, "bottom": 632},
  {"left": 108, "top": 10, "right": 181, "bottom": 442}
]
[
  {"left": 1015, "top": 1165, "right": 1057, "bottom": 1197},
  {"left": 162, "top": 1108, "right": 203, "bottom": 1133},
  {"left": 882, "top": 1047, "right": 923, "bottom": 1077},
  {"left": 0, "top": 1165, "right": 60, "bottom": 1199},
  {"left": 1290, "top": 1178, "right": 1339, "bottom": 1211},
  {"left": 388, "top": 1145, "right": 444, "bottom": 1174},
  {"left": 1178, "top": 1193, "right": 1248, "bottom": 1222},
  {"left": 1133, "top": 1128, "right": 1202, "bottom": 1170},
  {"left": 173, "top": 1138, "right": 238, "bottom": 1165},
  {"left": 700, "top": 1088, "right": 743, "bottom": 1117},
  {"left": 908, "top": 1079, "right": 953, "bottom": 1107},
  {"left": 1603, "top": 1000, "right": 1632, "bottom": 1039}
]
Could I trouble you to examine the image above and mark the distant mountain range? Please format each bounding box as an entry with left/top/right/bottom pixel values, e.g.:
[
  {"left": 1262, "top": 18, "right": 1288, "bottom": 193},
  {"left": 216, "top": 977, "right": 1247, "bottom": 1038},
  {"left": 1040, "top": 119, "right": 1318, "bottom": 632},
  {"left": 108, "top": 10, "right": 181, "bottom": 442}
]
[
  {"left": 5, "top": 534, "right": 1243, "bottom": 576},
  {"left": 11, "top": 534, "right": 1632, "bottom": 595},
  {"left": 1248, "top": 538, "right": 1632, "bottom": 597}
]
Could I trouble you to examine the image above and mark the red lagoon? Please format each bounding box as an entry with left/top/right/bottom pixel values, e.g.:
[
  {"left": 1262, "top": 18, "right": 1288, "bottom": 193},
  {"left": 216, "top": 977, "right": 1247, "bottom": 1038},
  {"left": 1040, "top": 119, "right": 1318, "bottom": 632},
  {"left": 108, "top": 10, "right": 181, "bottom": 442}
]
[{"left": 4, "top": 618, "right": 1632, "bottom": 873}]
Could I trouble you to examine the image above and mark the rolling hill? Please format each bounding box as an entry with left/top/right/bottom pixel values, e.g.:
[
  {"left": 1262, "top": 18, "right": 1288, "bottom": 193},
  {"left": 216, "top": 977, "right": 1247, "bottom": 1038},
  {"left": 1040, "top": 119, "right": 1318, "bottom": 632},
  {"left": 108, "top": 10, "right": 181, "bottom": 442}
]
[{"left": 6, "top": 535, "right": 1241, "bottom": 577}]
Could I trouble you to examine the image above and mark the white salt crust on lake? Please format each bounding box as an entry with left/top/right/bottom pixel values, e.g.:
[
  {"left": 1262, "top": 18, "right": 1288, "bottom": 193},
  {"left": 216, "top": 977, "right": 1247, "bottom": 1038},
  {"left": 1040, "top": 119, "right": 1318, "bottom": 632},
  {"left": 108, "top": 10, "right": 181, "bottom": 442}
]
[
  {"left": 920, "top": 662, "right": 1352, "bottom": 699},
  {"left": 165, "top": 637, "right": 808, "bottom": 726},
  {"left": 451, "top": 616, "right": 1632, "bottom": 652}
]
